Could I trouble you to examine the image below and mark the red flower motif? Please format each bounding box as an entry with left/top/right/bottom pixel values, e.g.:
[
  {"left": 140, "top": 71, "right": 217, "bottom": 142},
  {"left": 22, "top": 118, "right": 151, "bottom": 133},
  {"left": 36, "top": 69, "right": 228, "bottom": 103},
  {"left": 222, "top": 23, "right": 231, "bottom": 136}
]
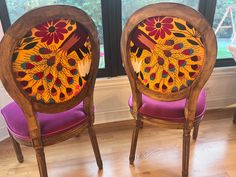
[
  {"left": 35, "top": 19, "right": 68, "bottom": 45},
  {"left": 145, "top": 16, "right": 173, "bottom": 40}
]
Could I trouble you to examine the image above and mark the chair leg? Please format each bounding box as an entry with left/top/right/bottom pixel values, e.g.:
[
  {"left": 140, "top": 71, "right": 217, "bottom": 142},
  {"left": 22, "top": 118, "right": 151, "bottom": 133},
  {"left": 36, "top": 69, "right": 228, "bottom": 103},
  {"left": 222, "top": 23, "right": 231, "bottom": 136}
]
[
  {"left": 129, "top": 120, "right": 142, "bottom": 164},
  {"left": 8, "top": 131, "right": 24, "bottom": 163},
  {"left": 182, "top": 127, "right": 191, "bottom": 177},
  {"left": 233, "top": 110, "right": 236, "bottom": 124},
  {"left": 140, "top": 121, "right": 144, "bottom": 129},
  {"left": 88, "top": 126, "right": 103, "bottom": 169},
  {"left": 35, "top": 147, "right": 48, "bottom": 177},
  {"left": 192, "top": 121, "right": 200, "bottom": 140}
]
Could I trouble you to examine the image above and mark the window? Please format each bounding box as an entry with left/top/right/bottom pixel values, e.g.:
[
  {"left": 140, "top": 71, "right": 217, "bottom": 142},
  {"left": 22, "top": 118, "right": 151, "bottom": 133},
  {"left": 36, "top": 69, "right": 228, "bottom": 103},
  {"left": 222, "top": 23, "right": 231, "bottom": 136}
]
[
  {"left": 213, "top": 0, "right": 236, "bottom": 59},
  {"left": 122, "top": 0, "right": 199, "bottom": 26},
  {"left": 0, "top": 0, "right": 235, "bottom": 78}
]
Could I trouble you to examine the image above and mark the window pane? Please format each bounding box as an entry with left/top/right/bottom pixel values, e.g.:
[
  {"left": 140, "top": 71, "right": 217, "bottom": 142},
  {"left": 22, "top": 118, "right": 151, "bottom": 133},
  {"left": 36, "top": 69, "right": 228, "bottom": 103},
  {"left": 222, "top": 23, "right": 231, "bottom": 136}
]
[
  {"left": 213, "top": 1, "right": 236, "bottom": 59},
  {"left": 5, "top": 0, "right": 105, "bottom": 68},
  {"left": 122, "top": 0, "right": 199, "bottom": 26}
]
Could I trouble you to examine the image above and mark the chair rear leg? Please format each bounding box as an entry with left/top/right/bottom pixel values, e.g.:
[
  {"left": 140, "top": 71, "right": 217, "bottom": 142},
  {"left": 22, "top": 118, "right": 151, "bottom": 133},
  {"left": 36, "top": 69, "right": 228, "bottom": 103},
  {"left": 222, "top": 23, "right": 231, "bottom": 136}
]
[
  {"left": 129, "top": 120, "right": 142, "bottom": 164},
  {"left": 35, "top": 147, "right": 48, "bottom": 177},
  {"left": 233, "top": 110, "right": 236, "bottom": 124},
  {"left": 182, "top": 127, "right": 191, "bottom": 177},
  {"left": 88, "top": 126, "right": 103, "bottom": 169},
  {"left": 192, "top": 121, "right": 200, "bottom": 140},
  {"left": 140, "top": 121, "right": 144, "bottom": 129},
  {"left": 8, "top": 131, "right": 24, "bottom": 163}
]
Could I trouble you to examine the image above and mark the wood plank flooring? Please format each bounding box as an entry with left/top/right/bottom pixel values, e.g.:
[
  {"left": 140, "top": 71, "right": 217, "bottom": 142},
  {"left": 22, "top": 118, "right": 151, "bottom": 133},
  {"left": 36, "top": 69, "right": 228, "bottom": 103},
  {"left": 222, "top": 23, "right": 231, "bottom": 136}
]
[{"left": 0, "top": 109, "right": 236, "bottom": 177}]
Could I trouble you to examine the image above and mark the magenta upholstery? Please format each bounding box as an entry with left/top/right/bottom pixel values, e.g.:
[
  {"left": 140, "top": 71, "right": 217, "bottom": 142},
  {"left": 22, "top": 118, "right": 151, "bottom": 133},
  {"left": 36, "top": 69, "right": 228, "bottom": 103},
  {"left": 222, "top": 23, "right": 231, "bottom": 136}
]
[
  {"left": 1, "top": 102, "right": 88, "bottom": 140},
  {"left": 128, "top": 90, "right": 206, "bottom": 122}
]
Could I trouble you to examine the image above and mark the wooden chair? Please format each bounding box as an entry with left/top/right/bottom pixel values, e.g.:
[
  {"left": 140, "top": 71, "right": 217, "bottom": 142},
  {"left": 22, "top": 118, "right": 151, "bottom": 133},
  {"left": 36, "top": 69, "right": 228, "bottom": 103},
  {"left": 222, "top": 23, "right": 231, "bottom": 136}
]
[
  {"left": 120, "top": 3, "right": 217, "bottom": 177},
  {"left": 0, "top": 5, "right": 102, "bottom": 177}
]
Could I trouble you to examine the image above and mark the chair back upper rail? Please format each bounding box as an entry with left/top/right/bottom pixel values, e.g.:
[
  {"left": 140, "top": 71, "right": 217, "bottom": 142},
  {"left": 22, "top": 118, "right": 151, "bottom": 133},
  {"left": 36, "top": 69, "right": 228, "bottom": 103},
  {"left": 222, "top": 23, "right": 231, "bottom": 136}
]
[
  {"left": 121, "top": 3, "right": 217, "bottom": 121},
  {"left": 0, "top": 5, "right": 100, "bottom": 115}
]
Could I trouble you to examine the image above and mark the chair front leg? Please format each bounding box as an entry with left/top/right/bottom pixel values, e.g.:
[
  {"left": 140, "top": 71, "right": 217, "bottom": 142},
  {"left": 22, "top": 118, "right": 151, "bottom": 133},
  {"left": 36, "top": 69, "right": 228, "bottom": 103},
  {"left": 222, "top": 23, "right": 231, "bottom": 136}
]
[
  {"left": 88, "top": 125, "right": 103, "bottom": 169},
  {"left": 8, "top": 131, "right": 24, "bottom": 163},
  {"left": 192, "top": 121, "right": 200, "bottom": 140},
  {"left": 182, "top": 126, "right": 191, "bottom": 177},
  {"left": 129, "top": 119, "right": 142, "bottom": 164},
  {"left": 35, "top": 147, "right": 48, "bottom": 177},
  {"left": 32, "top": 136, "right": 48, "bottom": 177}
]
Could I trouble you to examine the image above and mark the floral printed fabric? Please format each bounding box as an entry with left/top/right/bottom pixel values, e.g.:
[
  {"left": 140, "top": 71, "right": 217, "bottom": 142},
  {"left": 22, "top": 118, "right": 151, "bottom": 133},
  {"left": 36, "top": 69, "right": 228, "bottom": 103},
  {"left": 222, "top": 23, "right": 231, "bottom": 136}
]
[
  {"left": 12, "top": 19, "right": 92, "bottom": 103},
  {"left": 130, "top": 16, "right": 205, "bottom": 93}
]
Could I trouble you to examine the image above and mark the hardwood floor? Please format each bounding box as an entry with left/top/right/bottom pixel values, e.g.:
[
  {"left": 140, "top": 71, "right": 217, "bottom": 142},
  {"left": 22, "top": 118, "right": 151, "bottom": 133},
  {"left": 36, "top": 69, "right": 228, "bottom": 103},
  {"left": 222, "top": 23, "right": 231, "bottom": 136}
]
[{"left": 0, "top": 109, "right": 236, "bottom": 177}]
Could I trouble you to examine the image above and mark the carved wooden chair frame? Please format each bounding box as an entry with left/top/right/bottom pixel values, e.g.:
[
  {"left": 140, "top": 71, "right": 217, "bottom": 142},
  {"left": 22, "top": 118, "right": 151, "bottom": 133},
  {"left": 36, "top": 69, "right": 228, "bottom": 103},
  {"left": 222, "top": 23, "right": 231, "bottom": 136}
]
[
  {"left": 0, "top": 5, "right": 102, "bottom": 177},
  {"left": 121, "top": 3, "right": 217, "bottom": 177}
]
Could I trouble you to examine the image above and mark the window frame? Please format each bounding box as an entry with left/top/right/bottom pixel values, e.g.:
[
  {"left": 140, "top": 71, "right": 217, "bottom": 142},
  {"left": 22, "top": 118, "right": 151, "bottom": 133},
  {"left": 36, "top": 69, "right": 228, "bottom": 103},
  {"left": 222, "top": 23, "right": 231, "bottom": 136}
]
[
  {"left": 100, "top": 0, "right": 125, "bottom": 77},
  {"left": 0, "top": 0, "right": 10, "bottom": 32}
]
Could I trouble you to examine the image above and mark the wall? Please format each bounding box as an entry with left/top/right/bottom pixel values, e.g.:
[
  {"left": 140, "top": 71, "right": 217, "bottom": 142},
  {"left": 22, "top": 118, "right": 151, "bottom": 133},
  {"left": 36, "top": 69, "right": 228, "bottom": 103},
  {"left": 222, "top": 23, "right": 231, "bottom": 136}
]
[
  {"left": 1, "top": 66, "right": 236, "bottom": 141},
  {"left": 0, "top": 21, "right": 9, "bottom": 141},
  {"left": 94, "top": 67, "right": 236, "bottom": 124},
  {"left": 0, "top": 21, "right": 3, "bottom": 37}
]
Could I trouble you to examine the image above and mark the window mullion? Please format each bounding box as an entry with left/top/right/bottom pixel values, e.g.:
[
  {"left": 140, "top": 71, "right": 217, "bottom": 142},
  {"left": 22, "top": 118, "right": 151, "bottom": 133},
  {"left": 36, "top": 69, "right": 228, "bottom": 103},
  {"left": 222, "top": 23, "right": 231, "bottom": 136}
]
[
  {"left": 101, "top": 0, "right": 124, "bottom": 77},
  {"left": 0, "top": 0, "right": 11, "bottom": 32},
  {"left": 198, "top": 0, "right": 217, "bottom": 27}
]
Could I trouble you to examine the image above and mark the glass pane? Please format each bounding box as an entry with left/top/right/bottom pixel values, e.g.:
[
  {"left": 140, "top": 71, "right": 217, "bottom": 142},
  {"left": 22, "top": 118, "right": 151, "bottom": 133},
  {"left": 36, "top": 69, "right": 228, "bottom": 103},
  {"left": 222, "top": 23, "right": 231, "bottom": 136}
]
[
  {"left": 5, "top": 0, "right": 105, "bottom": 68},
  {"left": 122, "top": 0, "right": 199, "bottom": 26},
  {"left": 213, "top": 1, "right": 236, "bottom": 59}
]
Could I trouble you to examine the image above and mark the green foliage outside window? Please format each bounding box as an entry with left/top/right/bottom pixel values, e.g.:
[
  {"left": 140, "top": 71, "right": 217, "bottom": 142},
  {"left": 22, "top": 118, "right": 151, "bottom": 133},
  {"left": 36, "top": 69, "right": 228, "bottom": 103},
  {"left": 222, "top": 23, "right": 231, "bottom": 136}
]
[
  {"left": 6, "top": 0, "right": 103, "bottom": 43},
  {"left": 213, "top": 0, "right": 236, "bottom": 58},
  {"left": 213, "top": 0, "right": 235, "bottom": 38},
  {"left": 122, "top": 0, "right": 199, "bottom": 26}
]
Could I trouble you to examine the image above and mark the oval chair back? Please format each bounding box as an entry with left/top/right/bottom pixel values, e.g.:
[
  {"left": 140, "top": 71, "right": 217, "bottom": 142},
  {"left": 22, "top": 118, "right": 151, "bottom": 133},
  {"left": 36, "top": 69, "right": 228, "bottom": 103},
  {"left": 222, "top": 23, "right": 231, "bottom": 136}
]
[
  {"left": 121, "top": 3, "right": 216, "bottom": 122},
  {"left": 0, "top": 5, "right": 102, "bottom": 177},
  {"left": 0, "top": 5, "right": 99, "bottom": 114}
]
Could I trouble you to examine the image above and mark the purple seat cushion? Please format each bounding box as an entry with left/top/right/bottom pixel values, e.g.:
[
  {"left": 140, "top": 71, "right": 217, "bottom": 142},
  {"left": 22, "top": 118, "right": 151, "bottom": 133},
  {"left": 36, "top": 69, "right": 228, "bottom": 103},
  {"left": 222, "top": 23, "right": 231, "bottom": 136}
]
[
  {"left": 1, "top": 102, "right": 88, "bottom": 140},
  {"left": 128, "top": 90, "right": 206, "bottom": 122}
]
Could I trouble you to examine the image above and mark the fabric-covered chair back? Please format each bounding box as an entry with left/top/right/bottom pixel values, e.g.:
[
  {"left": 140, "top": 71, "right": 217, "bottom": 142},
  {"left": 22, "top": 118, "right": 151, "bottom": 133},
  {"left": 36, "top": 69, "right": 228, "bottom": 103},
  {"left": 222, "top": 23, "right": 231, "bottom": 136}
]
[
  {"left": 0, "top": 5, "right": 100, "bottom": 114},
  {"left": 121, "top": 3, "right": 217, "bottom": 103}
]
